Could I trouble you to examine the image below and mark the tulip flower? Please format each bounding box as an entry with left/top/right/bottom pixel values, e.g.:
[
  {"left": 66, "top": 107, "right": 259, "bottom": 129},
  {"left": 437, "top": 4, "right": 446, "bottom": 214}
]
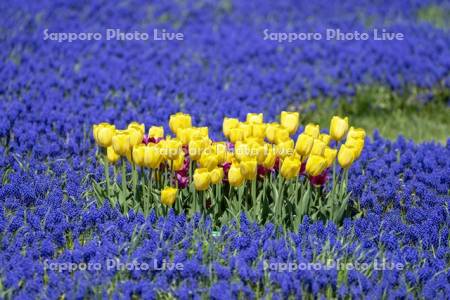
[
  {"left": 171, "top": 152, "right": 185, "bottom": 171},
  {"left": 161, "top": 138, "right": 182, "bottom": 160},
  {"left": 280, "top": 155, "right": 301, "bottom": 179},
  {"left": 210, "top": 167, "right": 224, "bottom": 184},
  {"left": 199, "top": 153, "right": 219, "bottom": 171},
  {"left": 251, "top": 123, "right": 266, "bottom": 140},
  {"left": 319, "top": 133, "right": 331, "bottom": 145},
  {"left": 93, "top": 123, "right": 116, "bottom": 147},
  {"left": 188, "top": 138, "right": 205, "bottom": 161},
  {"left": 239, "top": 122, "right": 253, "bottom": 139},
  {"left": 304, "top": 123, "right": 320, "bottom": 139},
  {"left": 246, "top": 113, "right": 263, "bottom": 124},
  {"left": 347, "top": 127, "right": 366, "bottom": 140},
  {"left": 305, "top": 155, "right": 327, "bottom": 176},
  {"left": 323, "top": 147, "right": 337, "bottom": 167},
  {"left": 213, "top": 142, "right": 228, "bottom": 164},
  {"left": 330, "top": 116, "right": 349, "bottom": 141},
  {"left": 161, "top": 187, "right": 177, "bottom": 206},
  {"left": 106, "top": 146, "right": 120, "bottom": 164},
  {"left": 177, "top": 127, "right": 193, "bottom": 145},
  {"left": 310, "top": 139, "right": 326, "bottom": 156},
  {"left": 229, "top": 127, "right": 244, "bottom": 144},
  {"left": 144, "top": 144, "right": 163, "bottom": 169},
  {"left": 337, "top": 144, "right": 355, "bottom": 169},
  {"left": 193, "top": 168, "right": 211, "bottom": 191},
  {"left": 223, "top": 117, "right": 239, "bottom": 138},
  {"left": 265, "top": 123, "right": 280, "bottom": 143},
  {"left": 345, "top": 138, "right": 364, "bottom": 159},
  {"left": 239, "top": 157, "right": 257, "bottom": 180},
  {"left": 262, "top": 148, "right": 276, "bottom": 169},
  {"left": 276, "top": 139, "right": 294, "bottom": 158},
  {"left": 169, "top": 112, "right": 192, "bottom": 135},
  {"left": 148, "top": 126, "right": 164, "bottom": 139},
  {"left": 128, "top": 122, "right": 145, "bottom": 133},
  {"left": 128, "top": 125, "right": 145, "bottom": 147},
  {"left": 280, "top": 111, "right": 300, "bottom": 135},
  {"left": 295, "top": 133, "right": 314, "bottom": 157},
  {"left": 132, "top": 144, "right": 146, "bottom": 166},
  {"left": 228, "top": 162, "right": 244, "bottom": 187},
  {"left": 274, "top": 126, "right": 290, "bottom": 144},
  {"left": 112, "top": 130, "right": 131, "bottom": 156}
]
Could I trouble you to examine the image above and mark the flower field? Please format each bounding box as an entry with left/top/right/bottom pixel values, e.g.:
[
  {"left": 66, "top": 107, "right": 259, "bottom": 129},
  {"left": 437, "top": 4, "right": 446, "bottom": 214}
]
[{"left": 1, "top": 0, "right": 449, "bottom": 299}]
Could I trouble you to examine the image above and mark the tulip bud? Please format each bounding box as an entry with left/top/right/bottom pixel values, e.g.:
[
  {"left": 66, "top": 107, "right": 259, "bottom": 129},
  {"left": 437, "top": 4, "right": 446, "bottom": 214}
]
[
  {"left": 246, "top": 113, "right": 263, "bottom": 124},
  {"left": 169, "top": 112, "right": 192, "bottom": 135},
  {"left": 223, "top": 117, "right": 239, "bottom": 138},
  {"left": 128, "top": 125, "right": 145, "bottom": 147},
  {"left": 199, "top": 153, "right": 219, "bottom": 171},
  {"left": 304, "top": 123, "right": 320, "bottom": 139},
  {"left": 161, "top": 138, "right": 182, "bottom": 160},
  {"left": 112, "top": 130, "right": 131, "bottom": 156},
  {"left": 263, "top": 147, "right": 276, "bottom": 169},
  {"left": 213, "top": 142, "right": 228, "bottom": 164},
  {"left": 275, "top": 127, "right": 290, "bottom": 144},
  {"left": 188, "top": 138, "right": 205, "bottom": 161},
  {"left": 239, "top": 157, "right": 257, "bottom": 180},
  {"left": 330, "top": 116, "right": 349, "bottom": 141},
  {"left": 106, "top": 146, "right": 120, "bottom": 164},
  {"left": 280, "top": 155, "right": 301, "bottom": 179},
  {"left": 128, "top": 122, "right": 145, "bottom": 133},
  {"left": 280, "top": 111, "right": 300, "bottom": 135},
  {"left": 295, "top": 133, "right": 314, "bottom": 157},
  {"left": 265, "top": 123, "right": 280, "bottom": 143},
  {"left": 338, "top": 144, "right": 355, "bottom": 169},
  {"left": 161, "top": 187, "right": 177, "bottom": 206},
  {"left": 228, "top": 162, "right": 244, "bottom": 187},
  {"left": 305, "top": 155, "right": 327, "bottom": 176},
  {"left": 310, "top": 139, "right": 326, "bottom": 156},
  {"left": 275, "top": 139, "right": 294, "bottom": 158},
  {"left": 234, "top": 141, "right": 250, "bottom": 161},
  {"left": 171, "top": 152, "right": 185, "bottom": 171},
  {"left": 251, "top": 123, "right": 266, "bottom": 140},
  {"left": 193, "top": 168, "right": 211, "bottom": 191},
  {"left": 239, "top": 122, "right": 253, "bottom": 139},
  {"left": 323, "top": 147, "right": 337, "bottom": 167},
  {"left": 177, "top": 127, "right": 192, "bottom": 145},
  {"left": 148, "top": 126, "right": 164, "bottom": 139},
  {"left": 93, "top": 123, "right": 116, "bottom": 148},
  {"left": 210, "top": 167, "right": 224, "bottom": 184},
  {"left": 345, "top": 138, "right": 364, "bottom": 159}
]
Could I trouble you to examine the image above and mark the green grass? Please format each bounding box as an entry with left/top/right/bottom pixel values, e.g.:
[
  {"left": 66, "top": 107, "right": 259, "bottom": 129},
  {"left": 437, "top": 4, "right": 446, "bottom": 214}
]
[{"left": 293, "top": 86, "right": 450, "bottom": 143}]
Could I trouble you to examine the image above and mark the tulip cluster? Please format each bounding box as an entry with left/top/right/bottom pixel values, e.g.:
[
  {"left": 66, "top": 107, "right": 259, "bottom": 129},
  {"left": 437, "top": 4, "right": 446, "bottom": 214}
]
[{"left": 92, "top": 111, "right": 365, "bottom": 227}]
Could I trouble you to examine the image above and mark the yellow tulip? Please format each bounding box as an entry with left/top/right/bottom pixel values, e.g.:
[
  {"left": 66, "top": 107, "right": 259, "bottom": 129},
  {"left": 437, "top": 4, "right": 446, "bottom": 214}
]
[
  {"left": 160, "top": 138, "right": 182, "bottom": 160},
  {"left": 265, "top": 123, "right": 280, "bottom": 143},
  {"left": 234, "top": 141, "right": 250, "bottom": 161},
  {"left": 229, "top": 127, "right": 244, "bottom": 144},
  {"left": 112, "top": 130, "right": 131, "bottom": 156},
  {"left": 171, "top": 152, "right": 185, "bottom": 171},
  {"left": 280, "top": 111, "right": 300, "bottom": 135},
  {"left": 199, "top": 153, "right": 219, "bottom": 171},
  {"left": 169, "top": 112, "right": 192, "bottom": 135},
  {"left": 304, "top": 123, "right": 320, "bottom": 139},
  {"left": 323, "top": 147, "right": 337, "bottom": 167},
  {"left": 106, "top": 146, "right": 120, "bottom": 164},
  {"left": 251, "top": 143, "right": 267, "bottom": 164},
  {"left": 276, "top": 139, "right": 294, "bottom": 158},
  {"left": 319, "top": 134, "right": 331, "bottom": 145},
  {"left": 262, "top": 147, "right": 276, "bottom": 169},
  {"left": 251, "top": 123, "right": 266, "bottom": 140},
  {"left": 228, "top": 162, "right": 245, "bottom": 187},
  {"left": 239, "top": 157, "right": 257, "bottom": 180},
  {"left": 132, "top": 144, "right": 146, "bottom": 166},
  {"left": 275, "top": 126, "right": 290, "bottom": 144},
  {"left": 213, "top": 142, "right": 228, "bottom": 164},
  {"left": 177, "top": 127, "right": 192, "bottom": 145},
  {"left": 345, "top": 138, "right": 364, "bottom": 159},
  {"left": 188, "top": 138, "right": 205, "bottom": 161},
  {"left": 239, "top": 122, "right": 253, "bottom": 139},
  {"left": 128, "top": 122, "right": 145, "bottom": 134},
  {"left": 144, "top": 144, "right": 163, "bottom": 169},
  {"left": 246, "top": 113, "right": 263, "bottom": 124},
  {"left": 161, "top": 187, "right": 177, "bottom": 206},
  {"left": 210, "top": 167, "right": 224, "bottom": 184},
  {"left": 347, "top": 127, "right": 366, "bottom": 140},
  {"left": 148, "top": 126, "right": 164, "bottom": 139},
  {"left": 280, "top": 155, "right": 301, "bottom": 179},
  {"left": 223, "top": 117, "right": 239, "bottom": 138},
  {"left": 128, "top": 125, "right": 145, "bottom": 147},
  {"left": 93, "top": 123, "right": 116, "bottom": 148},
  {"left": 305, "top": 155, "right": 327, "bottom": 176},
  {"left": 310, "top": 139, "right": 326, "bottom": 156},
  {"left": 193, "top": 168, "right": 211, "bottom": 191},
  {"left": 338, "top": 144, "right": 355, "bottom": 169},
  {"left": 295, "top": 133, "right": 314, "bottom": 157},
  {"left": 330, "top": 116, "right": 349, "bottom": 141}
]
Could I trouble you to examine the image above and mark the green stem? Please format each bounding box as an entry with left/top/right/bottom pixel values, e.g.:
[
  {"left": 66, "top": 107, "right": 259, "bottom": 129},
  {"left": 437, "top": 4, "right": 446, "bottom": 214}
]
[{"left": 121, "top": 159, "right": 128, "bottom": 214}]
